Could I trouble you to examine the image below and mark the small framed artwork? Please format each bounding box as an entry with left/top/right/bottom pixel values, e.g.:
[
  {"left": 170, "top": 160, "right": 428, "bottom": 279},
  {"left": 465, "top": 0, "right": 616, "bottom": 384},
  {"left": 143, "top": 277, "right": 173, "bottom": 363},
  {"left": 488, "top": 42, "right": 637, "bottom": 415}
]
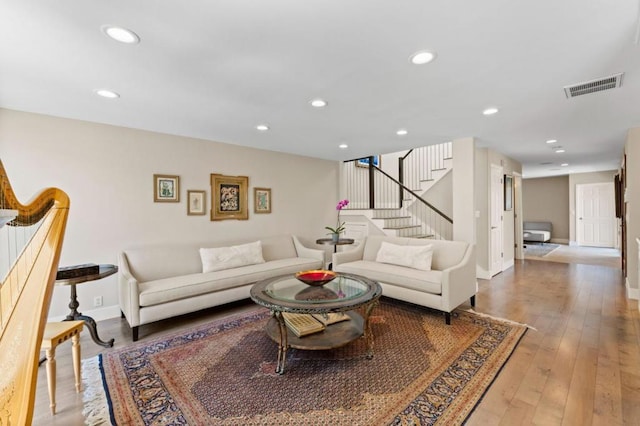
[
  {"left": 210, "top": 174, "right": 249, "bottom": 220},
  {"left": 504, "top": 175, "right": 513, "bottom": 211},
  {"left": 254, "top": 187, "right": 272, "bottom": 214},
  {"left": 187, "top": 190, "right": 206, "bottom": 215},
  {"left": 154, "top": 174, "right": 180, "bottom": 202},
  {"left": 356, "top": 156, "right": 380, "bottom": 168}
]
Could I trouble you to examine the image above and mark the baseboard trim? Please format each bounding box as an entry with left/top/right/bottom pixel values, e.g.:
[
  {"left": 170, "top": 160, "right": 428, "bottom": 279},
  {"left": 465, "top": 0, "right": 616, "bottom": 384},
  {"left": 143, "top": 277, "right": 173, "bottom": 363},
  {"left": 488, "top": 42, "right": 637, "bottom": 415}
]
[
  {"left": 49, "top": 305, "right": 121, "bottom": 322},
  {"left": 551, "top": 238, "right": 569, "bottom": 245},
  {"left": 476, "top": 266, "right": 491, "bottom": 280},
  {"left": 502, "top": 259, "right": 514, "bottom": 271}
]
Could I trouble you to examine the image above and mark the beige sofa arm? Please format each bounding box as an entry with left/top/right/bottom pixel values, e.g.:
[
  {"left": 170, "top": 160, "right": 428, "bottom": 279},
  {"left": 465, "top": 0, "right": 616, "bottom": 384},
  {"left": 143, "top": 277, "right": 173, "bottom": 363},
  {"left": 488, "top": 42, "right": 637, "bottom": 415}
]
[
  {"left": 118, "top": 252, "right": 141, "bottom": 327},
  {"left": 332, "top": 240, "right": 365, "bottom": 267},
  {"left": 441, "top": 244, "right": 477, "bottom": 311},
  {"left": 292, "top": 236, "right": 325, "bottom": 261}
]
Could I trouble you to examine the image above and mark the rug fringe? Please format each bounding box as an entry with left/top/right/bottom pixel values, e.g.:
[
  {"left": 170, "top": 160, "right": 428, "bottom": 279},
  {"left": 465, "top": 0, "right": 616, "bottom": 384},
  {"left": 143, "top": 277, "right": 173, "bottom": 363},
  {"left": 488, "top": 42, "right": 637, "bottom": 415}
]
[
  {"left": 82, "top": 356, "right": 112, "bottom": 426},
  {"left": 463, "top": 308, "right": 538, "bottom": 331}
]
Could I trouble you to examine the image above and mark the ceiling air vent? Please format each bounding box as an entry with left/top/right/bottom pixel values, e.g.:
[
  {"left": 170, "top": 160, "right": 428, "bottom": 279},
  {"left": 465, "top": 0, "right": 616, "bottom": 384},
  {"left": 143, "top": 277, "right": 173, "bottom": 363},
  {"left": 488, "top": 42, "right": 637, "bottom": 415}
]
[{"left": 564, "top": 73, "right": 624, "bottom": 98}]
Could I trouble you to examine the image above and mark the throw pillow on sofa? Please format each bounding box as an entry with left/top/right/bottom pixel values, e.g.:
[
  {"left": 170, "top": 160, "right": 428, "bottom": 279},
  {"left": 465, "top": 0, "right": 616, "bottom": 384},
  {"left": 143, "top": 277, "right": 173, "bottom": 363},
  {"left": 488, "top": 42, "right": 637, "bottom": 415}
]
[
  {"left": 200, "top": 241, "right": 265, "bottom": 273},
  {"left": 375, "top": 241, "right": 433, "bottom": 271}
]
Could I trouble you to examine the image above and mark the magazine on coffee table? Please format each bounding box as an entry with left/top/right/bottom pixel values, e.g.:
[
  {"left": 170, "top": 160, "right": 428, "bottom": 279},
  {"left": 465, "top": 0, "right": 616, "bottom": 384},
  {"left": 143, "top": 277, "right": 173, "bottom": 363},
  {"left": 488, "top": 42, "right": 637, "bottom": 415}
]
[{"left": 282, "top": 312, "right": 351, "bottom": 337}]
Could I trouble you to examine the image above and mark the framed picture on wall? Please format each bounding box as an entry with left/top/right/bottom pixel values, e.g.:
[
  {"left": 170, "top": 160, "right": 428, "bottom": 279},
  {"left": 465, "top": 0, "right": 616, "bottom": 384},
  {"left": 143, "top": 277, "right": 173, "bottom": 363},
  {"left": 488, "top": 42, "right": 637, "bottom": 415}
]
[
  {"left": 356, "top": 156, "right": 380, "bottom": 168},
  {"left": 187, "top": 190, "right": 206, "bottom": 215},
  {"left": 153, "top": 174, "right": 180, "bottom": 202},
  {"left": 254, "top": 187, "right": 272, "bottom": 213},
  {"left": 210, "top": 174, "right": 249, "bottom": 220},
  {"left": 504, "top": 175, "right": 513, "bottom": 211}
]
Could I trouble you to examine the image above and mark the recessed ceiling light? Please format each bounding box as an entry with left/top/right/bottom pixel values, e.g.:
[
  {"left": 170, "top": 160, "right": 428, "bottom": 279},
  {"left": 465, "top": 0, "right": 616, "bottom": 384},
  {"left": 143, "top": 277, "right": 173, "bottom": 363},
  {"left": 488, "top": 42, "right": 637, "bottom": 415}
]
[
  {"left": 101, "top": 25, "right": 140, "bottom": 44},
  {"left": 396, "top": 129, "right": 408, "bottom": 136},
  {"left": 310, "top": 99, "right": 327, "bottom": 108},
  {"left": 546, "top": 139, "right": 557, "bottom": 144},
  {"left": 338, "top": 144, "right": 348, "bottom": 149},
  {"left": 256, "top": 124, "right": 269, "bottom": 131},
  {"left": 409, "top": 50, "right": 437, "bottom": 65},
  {"left": 95, "top": 89, "right": 120, "bottom": 99},
  {"left": 483, "top": 107, "right": 499, "bottom": 115},
  {"left": 555, "top": 148, "right": 566, "bottom": 153},
  {"left": 561, "top": 163, "right": 569, "bottom": 166}
]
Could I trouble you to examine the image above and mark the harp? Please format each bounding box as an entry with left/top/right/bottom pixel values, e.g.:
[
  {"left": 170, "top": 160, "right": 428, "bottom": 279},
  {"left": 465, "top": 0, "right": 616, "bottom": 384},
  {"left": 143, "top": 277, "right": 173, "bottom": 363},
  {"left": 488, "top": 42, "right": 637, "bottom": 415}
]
[{"left": 0, "top": 159, "right": 69, "bottom": 424}]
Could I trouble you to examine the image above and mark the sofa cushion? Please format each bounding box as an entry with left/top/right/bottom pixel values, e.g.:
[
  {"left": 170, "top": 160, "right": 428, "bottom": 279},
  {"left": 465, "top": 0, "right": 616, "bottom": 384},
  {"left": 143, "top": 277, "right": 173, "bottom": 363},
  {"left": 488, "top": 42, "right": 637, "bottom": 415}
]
[
  {"left": 200, "top": 241, "right": 265, "bottom": 273},
  {"left": 334, "top": 260, "right": 442, "bottom": 294},
  {"left": 412, "top": 239, "right": 469, "bottom": 271},
  {"left": 123, "top": 246, "right": 202, "bottom": 282},
  {"left": 375, "top": 241, "right": 433, "bottom": 271},
  {"left": 139, "top": 257, "right": 322, "bottom": 307},
  {"left": 260, "top": 235, "right": 299, "bottom": 261},
  {"left": 362, "top": 236, "right": 412, "bottom": 261}
]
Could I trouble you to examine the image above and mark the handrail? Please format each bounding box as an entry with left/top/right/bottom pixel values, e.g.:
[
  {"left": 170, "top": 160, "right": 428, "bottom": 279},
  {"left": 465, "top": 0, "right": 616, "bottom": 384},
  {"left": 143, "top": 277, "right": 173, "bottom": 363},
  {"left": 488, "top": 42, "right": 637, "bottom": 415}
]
[{"left": 371, "top": 164, "right": 452, "bottom": 223}]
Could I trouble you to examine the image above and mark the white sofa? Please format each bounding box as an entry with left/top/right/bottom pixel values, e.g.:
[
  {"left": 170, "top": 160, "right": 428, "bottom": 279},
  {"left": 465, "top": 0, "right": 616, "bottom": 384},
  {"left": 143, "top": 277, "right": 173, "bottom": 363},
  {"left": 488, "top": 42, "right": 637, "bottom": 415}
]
[
  {"left": 118, "top": 235, "right": 324, "bottom": 341},
  {"left": 523, "top": 221, "right": 552, "bottom": 243},
  {"left": 332, "top": 235, "right": 476, "bottom": 324}
]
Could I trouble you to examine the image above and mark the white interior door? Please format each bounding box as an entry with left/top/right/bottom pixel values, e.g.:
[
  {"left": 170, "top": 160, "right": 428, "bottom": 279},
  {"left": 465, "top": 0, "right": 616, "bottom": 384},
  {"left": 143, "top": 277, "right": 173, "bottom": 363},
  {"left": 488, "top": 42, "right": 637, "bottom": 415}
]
[
  {"left": 490, "top": 165, "right": 504, "bottom": 276},
  {"left": 576, "top": 182, "right": 616, "bottom": 248}
]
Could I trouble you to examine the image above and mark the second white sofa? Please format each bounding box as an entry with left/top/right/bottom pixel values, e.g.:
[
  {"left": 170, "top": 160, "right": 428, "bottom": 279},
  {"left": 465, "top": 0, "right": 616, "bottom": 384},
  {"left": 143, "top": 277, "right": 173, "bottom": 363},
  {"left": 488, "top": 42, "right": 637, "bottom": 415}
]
[
  {"left": 332, "top": 235, "right": 477, "bottom": 324},
  {"left": 119, "top": 234, "right": 324, "bottom": 340}
]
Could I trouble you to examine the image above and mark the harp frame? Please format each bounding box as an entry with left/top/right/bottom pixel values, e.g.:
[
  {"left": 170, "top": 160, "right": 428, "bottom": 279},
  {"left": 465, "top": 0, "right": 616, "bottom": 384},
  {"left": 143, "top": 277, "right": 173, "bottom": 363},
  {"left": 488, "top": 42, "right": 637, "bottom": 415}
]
[{"left": 0, "top": 159, "right": 70, "bottom": 425}]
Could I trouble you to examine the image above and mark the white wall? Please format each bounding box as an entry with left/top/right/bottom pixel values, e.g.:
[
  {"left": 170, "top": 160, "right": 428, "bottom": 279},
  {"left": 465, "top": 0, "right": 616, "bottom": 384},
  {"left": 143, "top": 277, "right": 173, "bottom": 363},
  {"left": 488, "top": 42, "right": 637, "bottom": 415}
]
[
  {"left": 0, "top": 109, "right": 339, "bottom": 320},
  {"left": 624, "top": 130, "right": 640, "bottom": 302}
]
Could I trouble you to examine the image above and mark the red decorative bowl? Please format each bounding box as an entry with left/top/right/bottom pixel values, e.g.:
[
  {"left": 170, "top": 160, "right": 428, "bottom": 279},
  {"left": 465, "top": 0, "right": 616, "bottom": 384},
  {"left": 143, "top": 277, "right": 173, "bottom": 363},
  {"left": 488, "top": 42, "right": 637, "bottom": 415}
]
[{"left": 295, "top": 270, "right": 337, "bottom": 286}]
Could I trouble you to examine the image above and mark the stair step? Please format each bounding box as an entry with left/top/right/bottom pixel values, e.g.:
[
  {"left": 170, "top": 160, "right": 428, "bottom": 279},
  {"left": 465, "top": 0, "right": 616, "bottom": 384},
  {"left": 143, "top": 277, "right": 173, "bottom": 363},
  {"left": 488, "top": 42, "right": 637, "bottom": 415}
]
[
  {"left": 372, "top": 216, "right": 411, "bottom": 220},
  {"left": 382, "top": 225, "right": 421, "bottom": 230}
]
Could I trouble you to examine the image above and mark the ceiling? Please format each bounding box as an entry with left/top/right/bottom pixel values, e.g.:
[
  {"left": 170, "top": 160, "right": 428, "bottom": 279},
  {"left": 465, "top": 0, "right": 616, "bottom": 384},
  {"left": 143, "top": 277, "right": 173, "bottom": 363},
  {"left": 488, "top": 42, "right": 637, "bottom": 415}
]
[{"left": 1, "top": 0, "right": 638, "bottom": 178}]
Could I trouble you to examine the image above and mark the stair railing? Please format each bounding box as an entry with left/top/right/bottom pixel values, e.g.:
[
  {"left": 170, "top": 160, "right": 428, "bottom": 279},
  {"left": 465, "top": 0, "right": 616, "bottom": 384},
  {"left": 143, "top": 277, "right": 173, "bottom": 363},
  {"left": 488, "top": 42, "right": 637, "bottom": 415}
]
[
  {"left": 342, "top": 157, "right": 452, "bottom": 239},
  {"left": 399, "top": 142, "right": 452, "bottom": 202}
]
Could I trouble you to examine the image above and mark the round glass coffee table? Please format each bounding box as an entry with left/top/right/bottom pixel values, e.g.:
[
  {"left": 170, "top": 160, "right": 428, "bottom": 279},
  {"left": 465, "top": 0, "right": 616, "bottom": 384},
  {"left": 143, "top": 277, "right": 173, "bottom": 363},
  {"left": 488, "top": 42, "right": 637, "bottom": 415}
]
[{"left": 250, "top": 273, "right": 382, "bottom": 374}]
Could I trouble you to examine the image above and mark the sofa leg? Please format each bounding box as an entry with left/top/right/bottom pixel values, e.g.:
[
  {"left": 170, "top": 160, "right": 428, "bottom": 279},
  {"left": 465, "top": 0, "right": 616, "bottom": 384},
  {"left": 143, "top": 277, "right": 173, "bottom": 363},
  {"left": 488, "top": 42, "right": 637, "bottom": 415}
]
[
  {"left": 120, "top": 310, "right": 125, "bottom": 319},
  {"left": 445, "top": 312, "right": 451, "bottom": 325},
  {"left": 132, "top": 326, "right": 139, "bottom": 342},
  {"left": 470, "top": 295, "right": 476, "bottom": 307}
]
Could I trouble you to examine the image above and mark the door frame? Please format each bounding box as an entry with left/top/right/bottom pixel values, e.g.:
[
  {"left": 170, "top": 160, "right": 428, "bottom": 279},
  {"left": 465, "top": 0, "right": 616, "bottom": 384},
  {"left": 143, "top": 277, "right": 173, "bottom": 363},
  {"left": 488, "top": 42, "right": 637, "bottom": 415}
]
[{"left": 490, "top": 164, "right": 504, "bottom": 276}]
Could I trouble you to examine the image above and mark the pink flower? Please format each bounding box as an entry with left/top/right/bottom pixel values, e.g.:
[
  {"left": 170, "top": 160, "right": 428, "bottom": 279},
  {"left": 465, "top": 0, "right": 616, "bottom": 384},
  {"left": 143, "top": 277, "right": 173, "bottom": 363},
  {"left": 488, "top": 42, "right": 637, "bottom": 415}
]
[
  {"left": 336, "top": 199, "right": 349, "bottom": 210},
  {"left": 326, "top": 199, "right": 350, "bottom": 235}
]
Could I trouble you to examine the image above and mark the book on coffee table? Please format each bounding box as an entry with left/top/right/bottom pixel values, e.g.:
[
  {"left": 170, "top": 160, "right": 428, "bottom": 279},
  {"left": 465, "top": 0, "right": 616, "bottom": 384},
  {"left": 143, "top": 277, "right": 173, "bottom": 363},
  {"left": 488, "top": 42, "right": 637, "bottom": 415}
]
[
  {"left": 282, "top": 313, "right": 326, "bottom": 337},
  {"left": 311, "top": 312, "right": 351, "bottom": 326}
]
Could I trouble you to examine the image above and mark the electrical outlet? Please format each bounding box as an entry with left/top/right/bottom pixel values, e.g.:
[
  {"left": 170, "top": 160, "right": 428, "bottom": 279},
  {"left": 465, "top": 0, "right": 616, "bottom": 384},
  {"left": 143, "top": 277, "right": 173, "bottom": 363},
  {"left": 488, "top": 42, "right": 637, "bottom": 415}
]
[{"left": 93, "top": 296, "right": 103, "bottom": 307}]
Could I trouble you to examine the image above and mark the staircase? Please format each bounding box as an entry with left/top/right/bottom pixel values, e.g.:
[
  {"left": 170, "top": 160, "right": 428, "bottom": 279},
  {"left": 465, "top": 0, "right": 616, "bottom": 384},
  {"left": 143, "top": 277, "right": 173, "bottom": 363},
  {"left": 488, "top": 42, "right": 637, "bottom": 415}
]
[{"left": 341, "top": 142, "right": 453, "bottom": 240}]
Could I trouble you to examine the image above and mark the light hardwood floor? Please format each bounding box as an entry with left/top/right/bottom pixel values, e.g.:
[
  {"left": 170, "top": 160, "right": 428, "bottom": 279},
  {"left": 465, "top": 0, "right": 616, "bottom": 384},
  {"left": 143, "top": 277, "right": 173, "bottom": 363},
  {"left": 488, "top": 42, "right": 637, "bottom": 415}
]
[{"left": 32, "top": 258, "right": 640, "bottom": 425}]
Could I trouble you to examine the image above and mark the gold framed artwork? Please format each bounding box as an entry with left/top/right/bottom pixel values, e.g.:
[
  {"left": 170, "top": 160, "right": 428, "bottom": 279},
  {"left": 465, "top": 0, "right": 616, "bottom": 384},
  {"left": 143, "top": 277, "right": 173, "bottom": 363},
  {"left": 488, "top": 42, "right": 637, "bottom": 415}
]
[
  {"left": 187, "top": 190, "right": 206, "bottom": 215},
  {"left": 153, "top": 174, "right": 180, "bottom": 202},
  {"left": 254, "top": 187, "right": 271, "bottom": 214},
  {"left": 210, "top": 174, "right": 249, "bottom": 220}
]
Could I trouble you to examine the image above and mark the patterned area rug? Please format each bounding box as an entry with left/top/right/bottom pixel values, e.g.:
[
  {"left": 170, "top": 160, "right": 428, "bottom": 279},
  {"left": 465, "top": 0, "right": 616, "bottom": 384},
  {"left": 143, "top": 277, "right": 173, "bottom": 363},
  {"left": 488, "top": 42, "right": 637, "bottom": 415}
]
[
  {"left": 523, "top": 243, "right": 560, "bottom": 258},
  {"left": 83, "top": 299, "right": 526, "bottom": 425}
]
